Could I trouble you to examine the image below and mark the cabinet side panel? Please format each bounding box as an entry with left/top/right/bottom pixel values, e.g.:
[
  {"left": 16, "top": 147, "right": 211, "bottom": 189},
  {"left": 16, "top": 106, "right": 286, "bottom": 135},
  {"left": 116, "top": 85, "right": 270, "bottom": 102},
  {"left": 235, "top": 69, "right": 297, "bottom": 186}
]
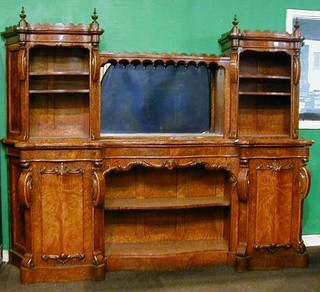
[
  {"left": 7, "top": 49, "right": 22, "bottom": 136},
  {"left": 8, "top": 158, "right": 26, "bottom": 256}
]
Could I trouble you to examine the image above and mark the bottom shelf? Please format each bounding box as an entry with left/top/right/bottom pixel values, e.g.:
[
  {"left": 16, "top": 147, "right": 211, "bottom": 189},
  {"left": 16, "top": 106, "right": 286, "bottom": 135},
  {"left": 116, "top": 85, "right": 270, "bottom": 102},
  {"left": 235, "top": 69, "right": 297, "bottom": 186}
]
[{"left": 105, "top": 239, "right": 229, "bottom": 271}]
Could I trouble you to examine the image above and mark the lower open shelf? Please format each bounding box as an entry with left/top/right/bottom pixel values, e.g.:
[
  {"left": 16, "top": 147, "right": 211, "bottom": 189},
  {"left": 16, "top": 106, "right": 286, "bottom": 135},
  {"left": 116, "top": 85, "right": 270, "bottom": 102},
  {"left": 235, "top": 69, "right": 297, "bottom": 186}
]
[
  {"left": 105, "top": 239, "right": 229, "bottom": 271},
  {"left": 106, "top": 238, "right": 228, "bottom": 256}
]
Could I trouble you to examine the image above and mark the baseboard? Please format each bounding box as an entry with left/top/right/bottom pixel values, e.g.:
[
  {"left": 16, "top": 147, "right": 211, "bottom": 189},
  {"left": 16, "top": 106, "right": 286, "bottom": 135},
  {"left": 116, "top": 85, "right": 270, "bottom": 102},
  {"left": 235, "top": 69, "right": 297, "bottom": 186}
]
[
  {"left": 1, "top": 249, "right": 9, "bottom": 263},
  {"left": 302, "top": 235, "right": 320, "bottom": 247}
]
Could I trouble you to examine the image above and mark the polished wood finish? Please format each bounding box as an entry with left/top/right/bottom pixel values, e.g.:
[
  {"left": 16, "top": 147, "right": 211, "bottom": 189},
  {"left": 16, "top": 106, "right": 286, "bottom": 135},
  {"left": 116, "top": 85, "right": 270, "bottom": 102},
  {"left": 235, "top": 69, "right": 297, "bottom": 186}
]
[{"left": 1, "top": 11, "right": 312, "bottom": 283}]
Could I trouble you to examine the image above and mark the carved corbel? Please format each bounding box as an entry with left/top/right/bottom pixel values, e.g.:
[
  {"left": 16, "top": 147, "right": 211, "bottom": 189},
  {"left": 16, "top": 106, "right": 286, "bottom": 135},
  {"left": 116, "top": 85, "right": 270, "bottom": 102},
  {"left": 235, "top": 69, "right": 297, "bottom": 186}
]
[
  {"left": 92, "top": 171, "right": 105, "bottom": 207},
  {"left": 18, "top": 49, "right": 27, "bottom": 81},
  {"left": 229, "top": 54, "right": 239, "bottom": 83},
  {"left": 21, "top": 253, "right": 34, "bottom": 268},
  {"left": 235, "top": 242, "right": 248, "bottom": 272},
  {"left": 293, "top": 56, "right": 301, "bottom": 85},
  {"left": 299, "top": 167, "right": 311, "bottom": 200},
  {"left": 92, "top": 250, "right": 104, "bottom": 266},
  {"left": 238, "top": 168, "right": 249, "bottom": 202},
  {"left": 18, "top": 169, "right": 32, "bottom": 208},
  {"left": 91, "top": 49, "right": 100, "bottom": 81}
]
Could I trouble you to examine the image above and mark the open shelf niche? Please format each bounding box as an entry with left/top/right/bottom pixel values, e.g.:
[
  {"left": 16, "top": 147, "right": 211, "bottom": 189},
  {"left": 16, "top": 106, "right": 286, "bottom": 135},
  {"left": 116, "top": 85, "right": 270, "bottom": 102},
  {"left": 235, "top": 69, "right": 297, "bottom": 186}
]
[
  {"left": 104, "top": 164, "right": 231, "bottom": 270},
  {"left": 29, "top": 46, "right": 90, "bottom": 138}
]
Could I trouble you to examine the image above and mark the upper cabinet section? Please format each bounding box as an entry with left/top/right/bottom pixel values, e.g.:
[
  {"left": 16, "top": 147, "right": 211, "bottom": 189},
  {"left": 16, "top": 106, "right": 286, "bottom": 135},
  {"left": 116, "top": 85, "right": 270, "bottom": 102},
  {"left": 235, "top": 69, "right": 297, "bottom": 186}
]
[
  {"left": 2, "top": 7, "right": 103, "bottom": 46},
  {"left": 219, "top": 17, "right": 303, "bottom": 139},
  {"left": 2, "top": 11, "right": 304, "bottom": 142},
  {"left": 1, "top": 8, "right": 103, "bottom": 141}
]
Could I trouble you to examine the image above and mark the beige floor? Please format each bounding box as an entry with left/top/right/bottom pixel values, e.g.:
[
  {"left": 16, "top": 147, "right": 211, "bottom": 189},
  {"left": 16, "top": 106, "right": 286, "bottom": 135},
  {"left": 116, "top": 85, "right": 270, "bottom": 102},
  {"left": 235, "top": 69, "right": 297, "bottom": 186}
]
[{"left": 1, "top": 247, "right": 319, "bottom": 292}]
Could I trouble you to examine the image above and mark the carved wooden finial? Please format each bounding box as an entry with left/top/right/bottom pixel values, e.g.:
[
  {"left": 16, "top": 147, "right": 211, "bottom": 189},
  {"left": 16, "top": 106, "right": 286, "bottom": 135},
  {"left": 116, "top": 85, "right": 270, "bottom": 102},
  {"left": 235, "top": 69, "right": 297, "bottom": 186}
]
[
  {"left": 20, "top": 6, "right": 26, "bottom": 20},
  {"left": 90, "top": 8, "right": 99, "bottom": 30},
  {"left": 92, "top": 8, "right": 98, "bottom": 23},
  {"left": 230, "top": 15, "right": 240, "bottom": 35},
  {"left": 293, "top": 18, "right": 301, "bottom": 38},
  {"left": 18, "top": 6, "right": 28, "bottom": 28},
  {"left": 232, "top": 15, "right": 239, "bottom": 27}
]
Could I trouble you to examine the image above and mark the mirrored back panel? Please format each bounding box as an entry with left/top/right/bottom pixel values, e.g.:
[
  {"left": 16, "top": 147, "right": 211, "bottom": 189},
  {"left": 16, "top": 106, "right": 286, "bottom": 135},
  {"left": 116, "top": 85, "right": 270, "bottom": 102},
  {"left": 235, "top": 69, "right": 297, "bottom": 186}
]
[{"left": 99, "top": 53, "right": 227, "bottom": 136}]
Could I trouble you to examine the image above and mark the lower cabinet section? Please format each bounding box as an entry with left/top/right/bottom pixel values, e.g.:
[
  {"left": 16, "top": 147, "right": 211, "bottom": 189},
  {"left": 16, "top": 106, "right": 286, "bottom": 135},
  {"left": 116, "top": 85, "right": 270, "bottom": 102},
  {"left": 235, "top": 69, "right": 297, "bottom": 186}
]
[
  {"left": 6, "top": 146, "right": 311, "bottom": 283},
  {"left": 236, "top": 154, "right": 311, "bottom": 271},
  {"left": 15, "top": 160, "right": 105, "bottom": 283}
]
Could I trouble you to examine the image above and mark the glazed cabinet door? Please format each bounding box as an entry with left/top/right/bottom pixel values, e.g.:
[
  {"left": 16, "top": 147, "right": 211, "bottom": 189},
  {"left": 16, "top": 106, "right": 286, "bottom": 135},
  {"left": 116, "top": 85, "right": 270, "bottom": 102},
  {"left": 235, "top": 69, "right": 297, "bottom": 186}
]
[{"left": 247, "top": 158, "right": 308, "bottom": 269}]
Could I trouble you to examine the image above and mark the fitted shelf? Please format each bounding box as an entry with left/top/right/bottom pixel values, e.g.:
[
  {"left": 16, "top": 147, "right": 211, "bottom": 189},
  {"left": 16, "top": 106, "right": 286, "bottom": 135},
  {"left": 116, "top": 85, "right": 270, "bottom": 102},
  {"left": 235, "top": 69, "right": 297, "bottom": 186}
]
[
  {"left": 239, "top": 74, "right": 291, "bottom": 80},
  {"left": 239, "top": 92, "right": 290, "bottom": 96},
  {"left": 29, "top": 71, "right": 89, "bottom": 76},
  {"left": 105, "top": 196, "right": 230, "bottom": 210},
  {"left": 29, "top": 89, "right": 90, "bottom": 94}
]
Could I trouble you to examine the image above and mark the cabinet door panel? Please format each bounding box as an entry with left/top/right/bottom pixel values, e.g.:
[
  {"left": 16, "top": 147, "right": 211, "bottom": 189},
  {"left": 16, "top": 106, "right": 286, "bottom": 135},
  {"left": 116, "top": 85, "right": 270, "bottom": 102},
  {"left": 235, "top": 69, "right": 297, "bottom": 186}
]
[
  {"left": 249, "top": 159, "right": 298, "bottom": 251},
  {"left": 40, "top": 168, "right": 84, "bottom": 256},
  {"left": 255, "top": 167, "right": 292, "bottom": 245}
]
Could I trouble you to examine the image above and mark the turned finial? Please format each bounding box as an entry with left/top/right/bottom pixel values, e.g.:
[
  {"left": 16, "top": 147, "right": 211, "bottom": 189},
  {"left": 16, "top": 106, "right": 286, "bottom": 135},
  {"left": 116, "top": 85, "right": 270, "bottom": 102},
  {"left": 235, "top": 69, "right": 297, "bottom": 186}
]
[
  {"left": 18, "top": 6, "right": 28, "bottom": 28},
  {"left": 92, "top": 8, "right": 98, "bottom": 23},
  {"left": 232, "top": 15, "right": 238, "bottom": 27},
  {"left": 293, "top": 18, "right": 301, "bottom": 38},
  {"left": 90, "top": 8, "right": 99, "bottom": 30},
  {"left": 230, "top": 15, "right": 240, "bottom": 35}
]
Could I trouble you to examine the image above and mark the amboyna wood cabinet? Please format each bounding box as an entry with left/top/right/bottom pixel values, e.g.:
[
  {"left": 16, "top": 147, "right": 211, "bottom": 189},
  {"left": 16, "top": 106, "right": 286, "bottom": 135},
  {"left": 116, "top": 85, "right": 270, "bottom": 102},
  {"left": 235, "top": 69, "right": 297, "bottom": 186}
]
[{"left": 1, "top": 9, "right": 313, "bottom": 284}]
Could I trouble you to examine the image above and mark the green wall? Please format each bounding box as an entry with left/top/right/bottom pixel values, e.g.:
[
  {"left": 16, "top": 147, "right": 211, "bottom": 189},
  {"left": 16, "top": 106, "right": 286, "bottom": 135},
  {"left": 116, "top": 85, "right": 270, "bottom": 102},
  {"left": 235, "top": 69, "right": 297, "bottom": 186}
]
[{"left": 1, "top": 0, "right": 320, "bottom": 250}]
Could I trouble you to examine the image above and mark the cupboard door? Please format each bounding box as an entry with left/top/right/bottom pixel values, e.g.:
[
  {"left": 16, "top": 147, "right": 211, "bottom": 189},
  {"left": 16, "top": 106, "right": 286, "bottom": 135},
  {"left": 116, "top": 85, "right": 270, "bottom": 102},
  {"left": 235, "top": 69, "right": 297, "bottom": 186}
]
[
  {"left": 32, "top": 162, "right": 92, "bottom": 266},
  {"left": 248, "top": 159, "right": 300, "bottom": 254}
]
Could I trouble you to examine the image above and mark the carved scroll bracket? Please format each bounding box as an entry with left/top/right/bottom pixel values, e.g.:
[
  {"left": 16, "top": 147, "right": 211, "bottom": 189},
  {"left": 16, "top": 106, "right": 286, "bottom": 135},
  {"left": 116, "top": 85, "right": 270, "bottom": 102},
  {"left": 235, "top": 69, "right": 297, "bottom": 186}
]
[
  {"left": 92, "top": 171, "right": 105, "bottom": 207},
  {"left": 91, "top": 50, "right": 100, "bottom": 81},
  {"left": 40, "top": 163, "right": 84, "bottom": 176},
  {"left": 238, "top": 168, "right": 249, "bottom": 202},
  {"left": 92, "top": 250, "right": 104, "bottom": 266},
  {"left": 299, "top": 167, "right": 311, "bottom": 200},
  {"left": 21, "top": 253, "right": 34, "bottom": 268},
  {"left": 229, "top": 54, "right": 239, "bottom": 83},
  {"left": 42, "top": 253, "right": 85, "bottom": 264},
  {"left": 18, "top": 169, "right": 32, "bottom": 208},
  {"left": 298, "top": 241, "right": 307, "bottom": 254}
]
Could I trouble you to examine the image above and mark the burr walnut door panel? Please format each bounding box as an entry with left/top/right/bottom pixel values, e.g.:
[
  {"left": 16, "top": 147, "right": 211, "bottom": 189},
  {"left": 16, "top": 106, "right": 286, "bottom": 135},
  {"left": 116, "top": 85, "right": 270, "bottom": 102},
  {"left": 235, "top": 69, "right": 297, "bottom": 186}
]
[
  {"left": 247, "top": 158, "right": 301, "bottom": 254},
  {"left": 31, "top": 162, "right": 93, "bottom": 266}
]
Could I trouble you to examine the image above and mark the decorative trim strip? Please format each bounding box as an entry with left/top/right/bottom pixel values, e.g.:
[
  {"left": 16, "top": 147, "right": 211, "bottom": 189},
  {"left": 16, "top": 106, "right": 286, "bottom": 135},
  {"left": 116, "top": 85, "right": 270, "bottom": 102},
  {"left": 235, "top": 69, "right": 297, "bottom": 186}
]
[
  {"left": 105, "top": 160, "right": 237, "bottom": 186},
  {"left": 42, "top": 253, "right": 85, "bottom": 264},
  {"left": 40, "top": 163, "right": 84, "bottom": 175},
  {"left": 256, "top": 160, "right": 294, "bottom": 172},
  {"left": 254, "top": 243, "right": 292, "bottom": 254}
]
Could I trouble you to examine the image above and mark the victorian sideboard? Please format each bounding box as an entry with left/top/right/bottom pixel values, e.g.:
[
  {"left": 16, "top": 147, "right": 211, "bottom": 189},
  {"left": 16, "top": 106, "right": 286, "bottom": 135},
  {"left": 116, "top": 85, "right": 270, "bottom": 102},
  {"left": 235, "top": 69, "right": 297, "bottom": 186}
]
[{"left": 1, "top": 9, "right": 312, "bottom": 284}]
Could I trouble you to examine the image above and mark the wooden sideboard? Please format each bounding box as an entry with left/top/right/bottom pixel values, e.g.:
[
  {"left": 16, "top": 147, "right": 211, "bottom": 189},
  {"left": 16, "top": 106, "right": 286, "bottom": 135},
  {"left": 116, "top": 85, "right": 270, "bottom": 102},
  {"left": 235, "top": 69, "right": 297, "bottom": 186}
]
[{"left": 1, "top": 10, "right": 313, "bottom": 284}]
